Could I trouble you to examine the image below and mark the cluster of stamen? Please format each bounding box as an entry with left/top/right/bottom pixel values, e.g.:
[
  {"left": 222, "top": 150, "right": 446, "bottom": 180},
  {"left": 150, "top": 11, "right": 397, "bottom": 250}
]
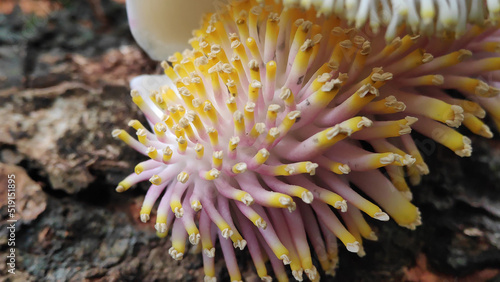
[{"left": 113, "top": 0, "right": 500, "bottom": 281}]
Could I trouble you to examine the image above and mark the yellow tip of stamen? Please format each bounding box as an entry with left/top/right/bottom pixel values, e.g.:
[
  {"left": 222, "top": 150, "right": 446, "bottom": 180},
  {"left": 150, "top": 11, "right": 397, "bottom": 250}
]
[
  {"left": 149, "top": 174, "right": 161, "bottom": 185},
  {"left": 130, "top": 89, "right": 144, "bottom": 106},
  {"left": 273, "top": 162, "right": 318, "bottom": 176},
  {"left": 249, "top": 80, "right": 263, "bottom": 103},
  {"left": 264, "top": 127, "right": 280, "bottom": 146},
  {"left": 204, "top": 168, "right": 221, "bottom": 180},
  {"left": 279, "top": 87, "right": 295, "bottom": 106},
  {"left": 213, "top": 151, "right": 223, "bottom": 168},
  {"left": 250, "top": 123, "right": 266, "bottom": 139},
  {"left": 253, "top": 148, "right": 270, "bottom": 165},
  {"left": 168, "top": 246, "right": 184, "bottom": 261},
  {"left": 279, "top": 110, "right": 301, "bottom": 133},
  {"left": 146, "top": 146, "right": 158, "bottom": 160},
  {"left": 136, "top": 128, "right": 148, "bottom": 145},
  {"left": 194, "top": 143, "right": 204, "bottom": 159},
  {"left": 177, "top": 172, "right": 189, "bottom": 183},
  {"left": 163, "top": 146, "right": 173, "bottom": 163},
  {"left": 191, "top": 200, "right": 202, "bottom": 211},
  {"left": 171, "top": 201, "right": 184, "bottom": 219},
  {"left": 139, "top": 211, "right": 150, "bottom": 223},
  {"left": 188, "top": 232, "right": 201, "bottom": 246},
  {"left": 112, "top": 129, "right": 134, "bottom": 145},
  {"left": 155, "top": 214, "right": 168, "bottom": 233},
  {"left": 267, "top": 194, "right": 296, "bottom": 212},
  {"left": 233, "top": 110, "right": 246, "bottom": 136},
  {"left": 208, "top": 128, "right": 219, "bottom": 147},
  {"left": 177, "top": 136, "right": 188, "bottom": 153},
  {"left": 134, "top": 164, "right": 144, "bottom": 175},
  {"left": 238, "top": 192, "right": 254, "bottom": 206},
  {"left": 226, "top": 97, "right": 238, "bottom": 114},
  {"left": 317, "top": 117, "right": 372, "bottom": 148},
  {"left": 128, "top": 120, "right": 145, "bottom": 131},
  {"left": 116, "top": 180, "right": 132, "bottom": 192},
  {"left": 232, "top": 162, "right": 248, "bottom": 174}
]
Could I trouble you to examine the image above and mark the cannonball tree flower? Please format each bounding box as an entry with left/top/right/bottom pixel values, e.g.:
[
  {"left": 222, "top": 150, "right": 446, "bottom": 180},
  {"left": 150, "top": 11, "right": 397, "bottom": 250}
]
[{"left": 115, "top": 0, "right": 500, "bottom": 281}]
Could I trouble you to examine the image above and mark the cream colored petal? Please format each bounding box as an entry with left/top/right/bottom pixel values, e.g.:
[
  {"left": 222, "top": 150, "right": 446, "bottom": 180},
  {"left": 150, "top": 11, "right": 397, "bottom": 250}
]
[{"left": 126, "top": 0, "right": 215, "bottom": 60}]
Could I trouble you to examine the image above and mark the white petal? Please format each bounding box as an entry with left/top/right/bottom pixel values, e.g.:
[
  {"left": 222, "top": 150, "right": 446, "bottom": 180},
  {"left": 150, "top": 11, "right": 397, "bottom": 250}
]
[{"left": 126, "top": 0, "right": 215, "bottom": 60}]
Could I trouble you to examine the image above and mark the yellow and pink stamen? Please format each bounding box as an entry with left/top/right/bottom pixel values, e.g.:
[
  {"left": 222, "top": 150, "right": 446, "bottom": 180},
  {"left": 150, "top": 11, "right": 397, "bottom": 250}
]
[{"left": 116, "top": 0, "right": 500, "bottom": 280}]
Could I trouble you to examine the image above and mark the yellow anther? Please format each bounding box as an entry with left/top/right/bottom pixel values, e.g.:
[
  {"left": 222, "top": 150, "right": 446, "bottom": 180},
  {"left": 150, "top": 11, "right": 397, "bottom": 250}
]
[
  {"left": 146, "top": 146, "right": 158, "bottom": 160},
  {"left": 173, "top": 125, "right": 185, "bottom": 138},
  {"left": 186, "top": 110, "right": 206, "bottom": 135},
  {"left": 252, "top": 148, "right": 270, "bottom": 165},
  {"left": 226, "top": 80, "right": 238, "bottom": 97},
  {"left": 269, "top": 193, "right": 296, "bottom": 211},
  {"left": 363, "top": 96, "right": 406, "bottom": 114},
  {"left": 231, "top": 40, "right": 249, "bottom": 66},
  {"left": 203, "top": 100, "right": 218, "bottom": 123},
  {"left": 248, "top": 59, "right": 261, "bottom": 82},
  {"left": 228, "top": 136, "right": 240, "bottom": 152},
  {"left": 279, "top": 110, "right": 301, "bottom": 134},
  {"left": 136, "top": 129, "right": 148, "bottom": 145},
  {"left": 154, "top": 123, "right": 167, "bottom": 140},
  {"left": 246, "top": 37, "right": 262, "bottom": 62},
  {"left": 151, "top": 90, "right": 166, "bottom": 109},
  {"left": 163, "top": 146, "right": 173, "bottom": 163},
  {"left": 149, "top": 174, "right": 162, "bottom": 185},
  {"left": 162, "top": 115, "right": 175, "bottom": 132},
  {"left": 266, "top": 104, "right": 281, "bottom": 126},
  {"left": 130, "top": 89, "right": 145, "bottom": 107},
  {"left": 463, "top": 113, "right": 493, "bottom": 138},
  {"left": 112, "top": 129, "right": 134, "bottom": 146},
  {"left": 168, "top": 105, "right": 182, "bottom": 123},
  {"left": 177, "top": 136, "right": 187, "bottom": 153},
  {"left": 250, "top": 123, "right": 266, "bottom": 139},
  {"left": 194, "top": 143, "right": 204, "bottom": 159},
  {"left": 315, "top": 117, "right": 372, "bottom": 149},
  {"left": 244, "top": 102, "right": 255, "bottom": 126},
  {"left": 293, "top": 39, "right": 315, "bottom": 71},
  {"left": 248, "top": 80, "right": 262, "bottom": 103},
  {"left": 279, "top": 88, "right": 295, "bottom": 107},
  {"left": 173, "top": 63, "right": 189, "bottom": 78},
  {"left": 386, "top": 48, "right": 433, "bottom": 74},
  {"left": 177, "top": 172, "right": 190, "bottom": 183},
  {"left": 203, "top": 168, "right": 221, "bottom": 180},
  {"left": 170, "top": 200, "right": 184, "bottom": 218},
  {"left": 273, "top": 162, "right": 318, "bottom": 176},
  {"left": 208, "top": 128, "right": 219, "bottom": 147},
  {"left": 233, "top": 111, "right": 246, "bottom": 137},
  {"left": 191, "top": 76, "right": 207, "bottom": 100},
  {"left": 160, "top": 86, "right": 179, "bottom": 104},
  {"left": 309, "top": 75, "right": 346, "bottom": 105},
  {"left": 128, "top": 120, "right": 146, "bottom": 131},
  {"left": 212, "top": 151, "right": 223, "bottom": 169},
  {"left": 232, "top": 162, "right": 248, "bottom": 174},
  {"left": 226, "top": 97, "right": 238, "bottom": 114},
  {"left": 264, "top": 127, "right": 280, "bottom": 146},
  {"left": 162, "top": 63, "right": 179, "bottom": 81},
  {"left": 178, "top": 87, "right": 195, "bottom": 111},
  {"left": 134, "top": 163, "right": 144, "bottom": 175},
  {"left": 310, "top": 73, "right": 333, "bottom": 92},
  {"left": 266, "top": 60, "right": 276, "bottom": 83}
]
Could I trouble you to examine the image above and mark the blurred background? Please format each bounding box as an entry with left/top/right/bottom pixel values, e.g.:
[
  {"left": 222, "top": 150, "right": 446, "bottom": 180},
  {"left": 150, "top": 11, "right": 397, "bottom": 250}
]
[{"left": 0, "top": 0, "right": 499, "bottom": 281}]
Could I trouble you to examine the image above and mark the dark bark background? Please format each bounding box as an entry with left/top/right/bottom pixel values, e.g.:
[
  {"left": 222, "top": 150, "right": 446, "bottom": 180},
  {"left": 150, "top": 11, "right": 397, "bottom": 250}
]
[{"left": 0, "top": 1, "right": 499, "bottom": 281}]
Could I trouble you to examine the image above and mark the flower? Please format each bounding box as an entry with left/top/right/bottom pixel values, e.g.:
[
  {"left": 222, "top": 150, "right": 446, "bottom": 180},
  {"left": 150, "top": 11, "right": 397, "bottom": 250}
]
[{"left": 115, "top": 1, "right": 500, "bottom": 281}]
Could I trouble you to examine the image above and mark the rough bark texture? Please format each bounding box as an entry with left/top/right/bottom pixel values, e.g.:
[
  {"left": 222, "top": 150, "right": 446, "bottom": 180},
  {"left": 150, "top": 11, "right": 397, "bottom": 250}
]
[{"left": 0, "top": 1, "right": 499, "bottom": 281}]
